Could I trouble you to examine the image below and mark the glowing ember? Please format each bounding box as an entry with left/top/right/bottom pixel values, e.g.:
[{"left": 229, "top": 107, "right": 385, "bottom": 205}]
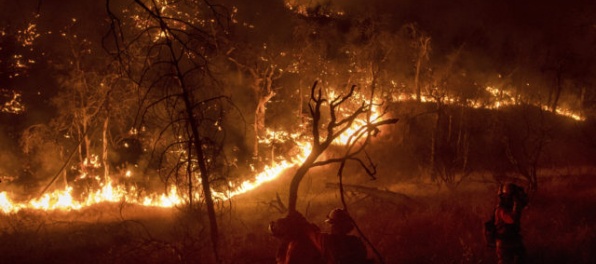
[{"left": 1, "top": 91, "right": 26, "bottom": 114}]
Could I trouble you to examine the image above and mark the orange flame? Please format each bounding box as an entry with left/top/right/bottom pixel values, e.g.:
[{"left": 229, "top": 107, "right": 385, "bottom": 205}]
[{"left": 0, "top": 140, "right": 312, "bottom": 213}]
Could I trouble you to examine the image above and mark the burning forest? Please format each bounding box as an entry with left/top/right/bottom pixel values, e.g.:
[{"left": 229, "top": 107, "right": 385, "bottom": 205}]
[{"left": 0, "top": 0, "right": 595, "bottom": 263}]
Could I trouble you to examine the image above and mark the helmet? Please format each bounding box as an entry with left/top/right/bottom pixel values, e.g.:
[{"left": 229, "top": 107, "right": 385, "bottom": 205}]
[
  {"left": 325, "top": 208, "right": 352, "bottom": 225},
  {"left": 501, "top": 183, "right": 519, "bottom": 195}
]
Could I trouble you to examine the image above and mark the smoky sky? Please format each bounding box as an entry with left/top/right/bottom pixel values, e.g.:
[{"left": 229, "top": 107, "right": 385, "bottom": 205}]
[
  {"left": 291, "top": 0, "right": 595, "bottom": 58},
  {"left": 2, "top": 0, "right": 593, "bottom": 61}
]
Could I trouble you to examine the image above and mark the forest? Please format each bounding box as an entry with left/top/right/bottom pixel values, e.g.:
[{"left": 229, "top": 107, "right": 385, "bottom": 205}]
[{"left": 0, "top": 0, "right": 595, "bottom": 263}]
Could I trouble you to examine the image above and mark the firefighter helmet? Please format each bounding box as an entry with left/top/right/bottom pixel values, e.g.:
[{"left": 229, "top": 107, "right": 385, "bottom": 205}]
[{"left": 325, "top": 208, "right": 352, "bottom": 224}]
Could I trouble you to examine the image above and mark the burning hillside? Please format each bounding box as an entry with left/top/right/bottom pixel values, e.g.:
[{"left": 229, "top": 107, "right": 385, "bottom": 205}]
[{"left": 0, "top": 0, "right": 595, "bottom": 263}]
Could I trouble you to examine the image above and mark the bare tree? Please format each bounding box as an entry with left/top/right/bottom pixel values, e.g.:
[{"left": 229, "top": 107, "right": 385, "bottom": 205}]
[
  {"left": 52, "top": 29, "right": 114, "bottom": 179},
  {"left": 227, "top": 48, "right": 284, "bottom": 157},
  {"left": 500, "top": 105, "right": 551, "bottom": 190},
  {"left": 105, "top": 0, "right": 233, "bottom": 261},
  {"left": 287, "top": 81, "right": 398, "bottom": 212},
  {"left": 425, "top": 45, "right": 477, "bottom": 186},
  {"left": 403, "top": 23, "right": 431, "bottom": 103}
]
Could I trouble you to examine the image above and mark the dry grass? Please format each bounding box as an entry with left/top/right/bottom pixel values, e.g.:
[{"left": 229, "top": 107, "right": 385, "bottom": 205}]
[{"left": 0, "top": 173, "right": 594, "bottom": 264}]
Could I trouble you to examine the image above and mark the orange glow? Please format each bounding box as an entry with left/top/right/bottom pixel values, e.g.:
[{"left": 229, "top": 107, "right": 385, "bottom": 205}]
[
  {"left": 215, "top": 141, "right": 311, "bottom": 200},
  {"left": 1, "top": 91, "right": 26, "bottom": 114},
  {"left": 0, "top": 140, "right": 311, "bottom": 213},
  {"left": 390, "top": 86, "right": 584, "bottom": 121}
]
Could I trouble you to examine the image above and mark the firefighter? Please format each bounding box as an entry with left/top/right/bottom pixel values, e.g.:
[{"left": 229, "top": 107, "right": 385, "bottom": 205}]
[
  {"left": 270, "top": 209, "right": 371, "bottom": 264},
  {"left": 308, "top": 208, "right": 371, "bottom": 264},
  {"left": 494, "top": 183, "right": 528, "bottom": 264},
  {"left": 270, "top": 211, "right": 325, "bottom": 264}
]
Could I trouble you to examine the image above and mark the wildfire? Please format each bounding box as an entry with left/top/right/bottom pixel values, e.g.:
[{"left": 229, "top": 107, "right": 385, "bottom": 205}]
[
  {"left": 0, "top": 139, "right": 312, "bottom": 214},
  {"left": 390, "top": 86, "right": 585, "bottom": 121},
  {"left": 0, "top": 87, "right": 380, "bottom": 214},
  {"left": 484, "top": 86, "right": 585, "bottom": 121},
  {"left": 329, "top": 91, "right": 385, "bottom": 145},
  {"left": 214, "top": 140, "right": 312, "bottom": 200},
  {"left": 0, "top": 83, "right": 584, "bottom": 214}
]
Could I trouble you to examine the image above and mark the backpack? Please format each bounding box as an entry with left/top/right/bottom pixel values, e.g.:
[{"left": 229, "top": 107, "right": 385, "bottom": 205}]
[{"left": 483, "top": 213, "right": 496, "bottom": 248}]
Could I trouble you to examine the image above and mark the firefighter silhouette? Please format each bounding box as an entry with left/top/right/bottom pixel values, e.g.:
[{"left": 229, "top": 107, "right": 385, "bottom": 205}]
[
  {"left": 270, "top": 208, "right": 371, "bottom": 264},
  {"left": 493, "top": 183, "right": 528, "bottom": 264}
]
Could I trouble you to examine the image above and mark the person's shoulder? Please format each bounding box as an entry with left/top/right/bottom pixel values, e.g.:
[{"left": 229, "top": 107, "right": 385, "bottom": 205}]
[{"left": 333, "top": 234, "right": 365, "bottom": 250}]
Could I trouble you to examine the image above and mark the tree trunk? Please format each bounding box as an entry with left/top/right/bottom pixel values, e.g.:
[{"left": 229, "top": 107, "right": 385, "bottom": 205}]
[
  {"left": 77, "top": 125, "right": 85, "bottom": 170},
  {"left": 288, "top": 150, "right": 320, "bottom": 212},
  {"left": 298, "top": 79, "right": 303, "bottom": 129},
  {"left": 414, "top": 37, "right": 430, "bottom": 102},
  {"left": 253, "top": 101, "right": 263, "bottom": 157},
  {"left": 551, "top": 70, "right": 562, "bottom": 113},
  {"left": 83, "top": 117, "right": 92, "bottom": 163},
  {"left": 415, "top": 54, "right": 422, "bottom": 102},
  {"left": 430, "top": 103, "right": 441, "bottom": 181},
  {"left": 253, "top": 91, "right": 275, "bottom": 157},
  {"left": 187, "top": 138, "right": 193, "bottom": 207},
  {"left": 181, "top": 85, "right": 220, "bottom": 262},
  {"left": 102, "top": 116, "right": 110, "bottom": 181}
]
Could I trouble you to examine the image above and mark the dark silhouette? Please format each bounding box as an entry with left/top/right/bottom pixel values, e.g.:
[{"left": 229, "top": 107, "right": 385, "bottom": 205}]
[
  {"left": 309, "top": 208, "right": 371, "bottom": 264},
  {"left": 270, "top": 209, "right": 371, "bottom": 264},
  {"left": 492, "top": 183, "right": 528, "bottom": 264},
  {"left": 270, "top": 211, "right": 324, "bottom": 264}
]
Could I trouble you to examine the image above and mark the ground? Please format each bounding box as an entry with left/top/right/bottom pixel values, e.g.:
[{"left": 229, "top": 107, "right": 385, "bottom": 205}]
[{"left": 0, "top": 170, "right": 595, "bottom": 264}]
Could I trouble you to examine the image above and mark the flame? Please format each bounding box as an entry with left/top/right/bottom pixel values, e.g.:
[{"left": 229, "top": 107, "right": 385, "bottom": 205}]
[
  {"left": 0, "top": 140, "right": 312, "bottom": 214},
  {"left": 324, "top": 90, "right": 387, "bottom": 145},
  {"left": 214, "top": 141, "right": 311, "bottom": 200},
  {"left": 389, "top": 86, "right": 585, "bottom": 121},
  {"left": 484, "top": 86, "right": 585, "bottom": 121}
]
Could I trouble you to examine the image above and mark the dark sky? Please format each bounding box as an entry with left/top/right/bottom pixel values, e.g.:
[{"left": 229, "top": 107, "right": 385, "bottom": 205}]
[
  {"left": 1, "top": 0, "right": 594, "bottom": 61},
  {"left": 1, "top": 0, "right": 595, "bottom": 111},
  {"left": 337, "top": 0, "right": 595, "bottom": 52}
]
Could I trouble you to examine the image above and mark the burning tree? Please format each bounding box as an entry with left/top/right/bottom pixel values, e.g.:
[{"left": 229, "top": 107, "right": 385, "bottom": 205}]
[
  {"left": 51, "top": 28, "right": 117, "bottom": 181},
  {"left": 403, "top": 23, "right": 431, "bottom": 103}
]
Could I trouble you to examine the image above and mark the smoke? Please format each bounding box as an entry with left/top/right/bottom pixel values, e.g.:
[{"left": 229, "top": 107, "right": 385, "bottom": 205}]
[
  {"left": 0, "top": 148, "right": 19, "bottom": 179},
  {"left": 0, "top": 125, "right": 22, "bottom": 194}
]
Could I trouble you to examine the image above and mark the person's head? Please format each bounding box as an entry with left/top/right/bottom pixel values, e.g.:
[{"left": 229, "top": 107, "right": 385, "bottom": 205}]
[
  {"left": 325, "top": 208, "right": 354, "bottom": 235},
  {"left": 501, "top": 183, "right": 518, "bottom": 195},
  {"left": 498, "top": 183, "right": 519, "bottom": 209}
]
